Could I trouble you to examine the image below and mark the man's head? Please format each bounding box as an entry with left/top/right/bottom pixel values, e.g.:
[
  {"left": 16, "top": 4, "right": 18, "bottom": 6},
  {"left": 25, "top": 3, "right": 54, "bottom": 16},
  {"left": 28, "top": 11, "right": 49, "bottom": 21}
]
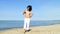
[{"left": 27, "top": 5, "right": 32, "bottom": 11}]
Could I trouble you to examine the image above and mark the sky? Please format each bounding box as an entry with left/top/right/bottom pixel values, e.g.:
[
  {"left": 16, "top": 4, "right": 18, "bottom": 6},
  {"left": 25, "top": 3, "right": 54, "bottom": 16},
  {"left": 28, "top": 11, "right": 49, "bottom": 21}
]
[{"left": 0, "top": 0, "right": 60, "bottom": 20}]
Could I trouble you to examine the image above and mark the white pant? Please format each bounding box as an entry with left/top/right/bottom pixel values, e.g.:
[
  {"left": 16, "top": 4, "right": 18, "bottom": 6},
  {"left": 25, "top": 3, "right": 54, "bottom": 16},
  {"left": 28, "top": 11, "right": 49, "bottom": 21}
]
[{"left": 24, "top": 18, "right": 30, "bottom": 30}]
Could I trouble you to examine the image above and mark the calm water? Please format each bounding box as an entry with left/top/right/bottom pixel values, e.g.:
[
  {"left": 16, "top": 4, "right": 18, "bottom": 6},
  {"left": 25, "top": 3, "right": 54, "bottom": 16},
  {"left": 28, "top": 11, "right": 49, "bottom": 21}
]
[{"left": 0, "top": 20, "right": 60, "bottom": 30}]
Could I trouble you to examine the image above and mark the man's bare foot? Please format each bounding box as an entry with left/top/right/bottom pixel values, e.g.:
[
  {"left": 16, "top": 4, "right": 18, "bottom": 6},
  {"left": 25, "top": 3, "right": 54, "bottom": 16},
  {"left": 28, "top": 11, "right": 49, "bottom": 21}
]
[
  {"left": 24, "top": 29, "right": 31, "bottom": 33},
  {"left": 24, "top": 29, "right": 27, "bottom": 33}
]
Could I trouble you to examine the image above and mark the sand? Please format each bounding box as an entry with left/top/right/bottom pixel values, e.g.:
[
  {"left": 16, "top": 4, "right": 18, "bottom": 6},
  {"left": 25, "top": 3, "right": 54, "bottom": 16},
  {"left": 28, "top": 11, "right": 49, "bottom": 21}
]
[{"left": 0, "top": 24, "right": 60, "bottom": 34}]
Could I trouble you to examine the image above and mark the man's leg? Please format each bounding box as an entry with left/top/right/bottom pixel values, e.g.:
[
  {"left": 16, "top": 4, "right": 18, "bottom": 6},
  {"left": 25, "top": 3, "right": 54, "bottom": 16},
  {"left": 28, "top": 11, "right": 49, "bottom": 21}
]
[
  {"left": 26, "top": 18, "right": 30, "bottom": 30},
  {"left": 24, "top": 18, "right": 27, "bottom": 33},
  {"left": 24, "top": 18, "right": 27, "bottom": 30}
]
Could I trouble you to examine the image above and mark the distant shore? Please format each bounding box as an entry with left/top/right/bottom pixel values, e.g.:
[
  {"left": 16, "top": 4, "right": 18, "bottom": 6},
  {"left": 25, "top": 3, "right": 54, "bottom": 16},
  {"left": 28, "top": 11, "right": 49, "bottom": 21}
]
[{"left": 0, "top": 24, "right": 60, "bottom": 34}]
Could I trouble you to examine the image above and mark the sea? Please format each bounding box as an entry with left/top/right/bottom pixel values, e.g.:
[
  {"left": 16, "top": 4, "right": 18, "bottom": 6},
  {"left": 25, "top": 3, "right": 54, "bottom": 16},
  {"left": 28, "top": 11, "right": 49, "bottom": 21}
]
[{"left": 0, "top": 20, "right": 60, "bottom": 30}]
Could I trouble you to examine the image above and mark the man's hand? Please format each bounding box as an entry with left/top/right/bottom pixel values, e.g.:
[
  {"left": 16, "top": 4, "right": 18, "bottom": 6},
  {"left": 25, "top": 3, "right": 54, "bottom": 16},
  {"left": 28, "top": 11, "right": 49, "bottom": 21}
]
[{"left": 30, "top": 13, "right": 33, "bottom": 18}]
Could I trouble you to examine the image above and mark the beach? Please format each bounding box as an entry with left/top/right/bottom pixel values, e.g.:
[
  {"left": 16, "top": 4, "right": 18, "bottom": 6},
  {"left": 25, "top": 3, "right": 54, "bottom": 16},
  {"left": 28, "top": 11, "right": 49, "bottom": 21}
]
[{"left": 0, "top": 24, "right": 60, "bottom": 34}]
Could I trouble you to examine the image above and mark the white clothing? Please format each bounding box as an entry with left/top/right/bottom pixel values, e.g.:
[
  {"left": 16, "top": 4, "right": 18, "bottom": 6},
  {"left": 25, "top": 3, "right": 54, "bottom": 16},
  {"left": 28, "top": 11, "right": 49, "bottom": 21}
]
[{"left": 23, "top": 18, "right": 30, "bottom": 30}]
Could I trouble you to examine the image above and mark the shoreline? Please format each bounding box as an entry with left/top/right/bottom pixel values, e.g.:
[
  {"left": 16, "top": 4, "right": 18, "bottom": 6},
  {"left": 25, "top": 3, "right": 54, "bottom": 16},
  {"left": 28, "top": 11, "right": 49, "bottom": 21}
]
[
  {"left": 0, "top": 24, "right": 58, "bottom": 30},
  {"left": 0, "top": 24, "right": 59, "bottom": 31},
  {"left": 0, "top": 24, "right": 60, "bottom": 34}
]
